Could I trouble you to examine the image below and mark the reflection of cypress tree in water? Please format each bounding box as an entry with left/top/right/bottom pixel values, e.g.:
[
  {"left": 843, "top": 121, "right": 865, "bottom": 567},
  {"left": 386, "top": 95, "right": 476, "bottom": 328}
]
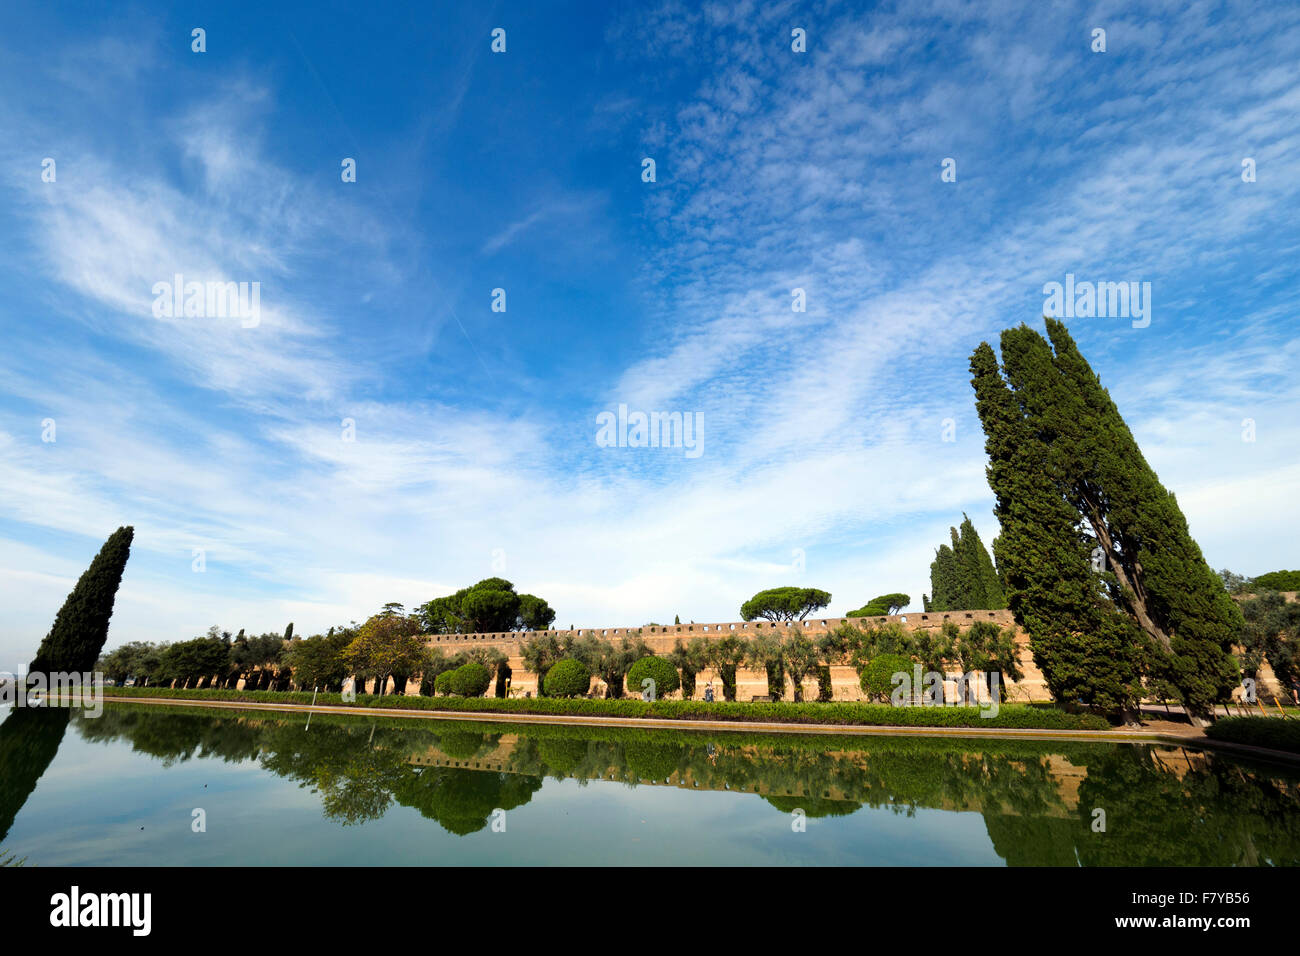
[
  {"left": 981, "top": 814, "right": 1079, "bottom": 866},
  {"left": 1073, "top": 746, "right": 1300, "bottom": 866},
  {"left": 0, "top": 708, "right": 70, "bottom": 843},
  {"left": 394, "top": 767, "right": 542, "bottom": 836}
]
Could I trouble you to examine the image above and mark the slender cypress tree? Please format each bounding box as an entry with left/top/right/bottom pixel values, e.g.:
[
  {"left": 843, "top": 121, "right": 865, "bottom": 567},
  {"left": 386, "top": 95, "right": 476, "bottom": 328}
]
[
  {"left": 971, "top": 322, "right": 1237, "bottom": 723},
  {"left": 1039, "top": 319, "right": 1239, "bottom": 720},
  {"left": 923, "top": 516, "right": 1007, "bottom": 611},
  {"left": 27, "top": 526, "right": 134, "bottom": 676},
  {"left": 971, "top": 337, "right": 1143, "bottom": 718}
]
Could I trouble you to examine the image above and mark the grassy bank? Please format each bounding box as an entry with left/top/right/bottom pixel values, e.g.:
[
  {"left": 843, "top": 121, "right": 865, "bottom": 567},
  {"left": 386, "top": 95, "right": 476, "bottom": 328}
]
[
  {"left": 98, "top": 685, "right": 1111, "bottom": 730},
  {"left": 1205, "top": 716, "right": 1300, "bottom": 754}
]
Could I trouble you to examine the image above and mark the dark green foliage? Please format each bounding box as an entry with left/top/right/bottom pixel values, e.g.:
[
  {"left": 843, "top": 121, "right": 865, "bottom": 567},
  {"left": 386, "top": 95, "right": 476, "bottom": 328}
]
[
  {"left": 447, "top": 662, "right": 491, "bottom": 697},
  {"left": 543, "top": 658, "right": 592, "bottom": 698},
  {"left": 519, "top": 631, "right": 574, "bottom": 696},
  {"left": 922, "top": 516, "right": 1005, "bottom": 611},
  {"left": 434, "top": 671, "right": 454, "bottom": 696},
  {"left": 0, "top": 709, "right": 70, "bottom": 842},
  {"left": 848, "top": 593, "right": 910, "bottom": 616},
  {"left": 625, "top": 656, "right": 680, "bottom": 699},
  {"left": 815, "top": 664, "right": 834, "bottom": 702},
  {"left": 28, "top": 526, "right": 134, "bottom": 677},
  {"left": 971, "top": 320, "right": 1239, "bottom": 721},
  {"left": 417, "top": 578, "right": 556, "bottom": 634},
  {"left": 517, "top": 594, "right": 556, "bottom": 630},
  {"left": 437, "top": 731, "right": 487, "bottom": 760},
  {"left": 706, "top": 635, "right": 747, "bottom": 701},
  {"left": 847, "top": 604, "right": 888, "bottom": 617},
  {"left": 282, "top": 630, "right": 350, "bottom": 690},
  {"left": 1237, "top": 592, "right": 1299, "bottom": 687},
  {"left": 1205, "top": 717, "right": 1300, "bottom": 754},
  {"left": 158, "top": 631, "right": 234, "bottom": 688},
  {"left": 745, "top": 631, "right": 787, "bottom": 700},
  {"left": 740, "top": 587, "right": 831, "bottom": 622},
  {"left": 970, "top": 330, "right": 1147, "bottom": 718},
  {"left": 574, "top": 631, "right": 653, "bottom": 699},
  {"left": 952, "top": 620, "right": 1023, "bottom": 701},
  {"left": 667, "top": 638, "right": 706, "bottom": 700},
  {"left": 1252, "top": 570, "right": 1300, "bottom": 592},
  {"left": 624, "top": 741, "right": 684, "bottom": 781},
  {"left": 96, "top": 685, "right": 1112, "bottom": 729},
  {"left": 860, "top": 654, "right": 913, "bottom": 703}
]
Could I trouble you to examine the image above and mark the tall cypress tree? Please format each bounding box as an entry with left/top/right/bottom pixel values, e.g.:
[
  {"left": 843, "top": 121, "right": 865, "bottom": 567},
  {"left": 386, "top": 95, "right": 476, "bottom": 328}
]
[
  {"left": 1039, "top": 319, "right": 1239, "bottom": 720},
  {"left": 970, "top": 322, "right": 1236, "bottom": 723},
  {"left": 27, "top": 526, "right": 134, "bottom": 676},
  {"left": 923, "top": 516, "right": 1007, "bottom": 611},
  {"left": 972, "top": 336, "right": 1144, "bottom": 718}
]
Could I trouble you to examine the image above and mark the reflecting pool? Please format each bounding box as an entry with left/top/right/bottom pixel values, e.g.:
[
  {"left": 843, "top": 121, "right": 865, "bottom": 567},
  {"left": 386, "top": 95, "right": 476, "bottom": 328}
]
[{"left": 2, "top": 703, "right": 1297, "bottom": 865}]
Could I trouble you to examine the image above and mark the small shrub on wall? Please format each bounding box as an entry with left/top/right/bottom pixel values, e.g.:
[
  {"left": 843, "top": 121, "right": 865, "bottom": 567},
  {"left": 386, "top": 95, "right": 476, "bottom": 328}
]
[{"left": 544, "top": 658, "right": 592, "bottom": 698}]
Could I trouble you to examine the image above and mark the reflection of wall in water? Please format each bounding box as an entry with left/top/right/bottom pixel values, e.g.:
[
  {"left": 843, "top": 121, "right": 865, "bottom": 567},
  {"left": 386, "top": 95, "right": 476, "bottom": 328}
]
[{"left": 404, "top": 733, "right": 1242, "bottom": 817}]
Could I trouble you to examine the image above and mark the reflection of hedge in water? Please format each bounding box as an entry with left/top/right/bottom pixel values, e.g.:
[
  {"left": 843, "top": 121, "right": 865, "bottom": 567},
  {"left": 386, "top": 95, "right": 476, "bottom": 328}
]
[
  {"left": 537, "top": 737, "right": 588, "bottom": 778},
  {"left": 0, "top": 709, "right": 70, "bottom": 843},
  {"left": 623, "top": 742, "right": 686, "bottom": 782},
  {"left": 394, "top": 768, "right": 542, "bottom": 836},
  {"left": 763, "top": 794, "right": 861, "bottom": 818}
]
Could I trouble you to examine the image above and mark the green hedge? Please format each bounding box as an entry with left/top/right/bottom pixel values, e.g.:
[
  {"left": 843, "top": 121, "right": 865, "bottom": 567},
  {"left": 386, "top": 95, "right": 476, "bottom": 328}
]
[
  {"left": 448, "top": 662, "right": 491, "bottom": 698},
  {"left": 543, "top": 658, "right": 592, "bottom": 698},
  {"left": 95, "top": 685, "right": 1109, "bottom": 730},
  {"left": 625, "top": 656, "right": 680, "bottom": 699},
  {"left": 1205, "top": 717, "right": 1300, "bottom": 754}
]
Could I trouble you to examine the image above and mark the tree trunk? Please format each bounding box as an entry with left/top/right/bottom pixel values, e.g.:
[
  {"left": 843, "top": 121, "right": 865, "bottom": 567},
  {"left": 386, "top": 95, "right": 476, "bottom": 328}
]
[{"left": 1081, "top": 491, "right": 1173, "bottom": 654}]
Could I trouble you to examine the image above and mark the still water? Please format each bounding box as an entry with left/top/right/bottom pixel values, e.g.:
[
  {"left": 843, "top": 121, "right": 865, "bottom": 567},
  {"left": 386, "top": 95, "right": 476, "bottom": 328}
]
[{"left": 2, "top": 702, "right": 1297, "bottom": 866}]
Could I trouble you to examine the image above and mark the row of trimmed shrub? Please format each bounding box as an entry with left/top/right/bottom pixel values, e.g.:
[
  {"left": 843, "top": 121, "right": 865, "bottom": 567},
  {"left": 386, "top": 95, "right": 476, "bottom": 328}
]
[
  {"left": 96, "top": 685, "right": 1109, "bottom": 730},
  {"left": 1204, "top": 716, "right": 1300, "bottom": 754},
  {"left": 432, "top": 662, "right": 492, "bottom": 697}
]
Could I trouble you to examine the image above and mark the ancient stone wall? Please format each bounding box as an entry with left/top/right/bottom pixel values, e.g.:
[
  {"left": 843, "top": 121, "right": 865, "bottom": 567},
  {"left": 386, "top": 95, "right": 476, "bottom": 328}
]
[{"left": 406, "top": 608, "right": 1049, "bottom": 701}]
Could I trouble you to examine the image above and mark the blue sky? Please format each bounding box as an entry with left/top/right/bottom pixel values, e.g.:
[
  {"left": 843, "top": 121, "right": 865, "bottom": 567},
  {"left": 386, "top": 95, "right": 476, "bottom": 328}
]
[{"left": 1, "top": 0, "right": 1298, "bottom": 672}]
